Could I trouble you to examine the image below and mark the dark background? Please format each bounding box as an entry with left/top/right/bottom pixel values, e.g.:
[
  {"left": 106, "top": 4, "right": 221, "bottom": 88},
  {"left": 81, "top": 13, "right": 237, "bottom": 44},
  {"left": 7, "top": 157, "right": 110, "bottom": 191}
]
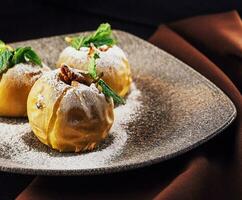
[
  {"left": 0, "top": 1, "right": 241, "bottom": 199},
  {"left": 0, "top": 1, "right": 241, "bottom": 43}
]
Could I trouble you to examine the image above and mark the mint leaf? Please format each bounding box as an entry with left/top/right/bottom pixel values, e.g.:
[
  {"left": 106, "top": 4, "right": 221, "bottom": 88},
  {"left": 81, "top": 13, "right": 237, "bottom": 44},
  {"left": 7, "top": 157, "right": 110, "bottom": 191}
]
[
  {"left": 70, "top": 36, "right": 84, "bottom": 50},
  {"left": 70, "top": 23, "right": 116, "bottom": 50},
  {"left": 93, "top": 53, "right": 100, "bottom": 59},
  {"left": 12, "top": 47, "right": 42, "bottom": 66},
  {"left": 87, "top": 51, "right": 124, "bottom": 105},
  {"left": 12, "top": 47, "right": 29, "bottom": 65},
  {"left": 88, "top": 52, "right": 99, "bottom": 79},
  {"left": 0, "top": 41, "right": 42, "bottom": 75},
  {"left": 88, "top": 55, "right": 97, "bottom": 79},
  {"left": 98, "top": 79, "right": 125, "bottom": 105},
  {"left": 0, "top": 49, "right": 13, "bottom": 74},
  {"left": 91, "top": 37, "right": 116, "bottom": 47},
  {"left": 93, "top": 23, "right": 111, "bottom": 38},
  {"left": 0, "top": 40, "right": 6, "bottom": 49},
  {"left": 24, "top": 49, "right": 42, "bottom": 66}
]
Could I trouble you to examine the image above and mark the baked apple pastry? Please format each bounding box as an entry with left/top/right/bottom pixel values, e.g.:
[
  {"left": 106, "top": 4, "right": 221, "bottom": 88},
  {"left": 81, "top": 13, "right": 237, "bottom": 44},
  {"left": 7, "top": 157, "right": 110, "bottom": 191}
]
[
  {"left": 0, "top": 40, "right": 48, "bottom": 117},
  {"left": 57, "top": 23, "right": 132, "bottom": 97},
  {"left": 27, "top": 52, "right": 123, "bottom": 152}
]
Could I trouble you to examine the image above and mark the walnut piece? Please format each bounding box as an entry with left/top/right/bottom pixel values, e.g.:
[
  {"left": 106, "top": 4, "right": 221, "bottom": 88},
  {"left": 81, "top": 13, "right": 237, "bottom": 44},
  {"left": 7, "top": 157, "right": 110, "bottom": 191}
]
[{"left": 59, "top": 65, "right": 93, "bottom": 86}]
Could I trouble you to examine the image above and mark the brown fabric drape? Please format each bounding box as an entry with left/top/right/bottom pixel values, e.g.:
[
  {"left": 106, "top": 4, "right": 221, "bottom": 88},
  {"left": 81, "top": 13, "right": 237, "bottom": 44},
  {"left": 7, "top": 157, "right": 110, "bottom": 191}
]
[{"left": 17, "top": 11, "right": 242, "bottom": 200}]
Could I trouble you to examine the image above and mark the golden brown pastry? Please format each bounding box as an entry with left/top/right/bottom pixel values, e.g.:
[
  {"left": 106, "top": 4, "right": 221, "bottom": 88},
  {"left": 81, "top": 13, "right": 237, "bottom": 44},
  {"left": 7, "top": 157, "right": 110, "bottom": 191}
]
[
  {"left": 0, "top": 41, "right": 48, "bottom": 117},
  {"left": 56, "top": 23, "right": 132, "bottom": 97},
  {"left": 27, "top": 66, "right": 114, "bottom": 152}
]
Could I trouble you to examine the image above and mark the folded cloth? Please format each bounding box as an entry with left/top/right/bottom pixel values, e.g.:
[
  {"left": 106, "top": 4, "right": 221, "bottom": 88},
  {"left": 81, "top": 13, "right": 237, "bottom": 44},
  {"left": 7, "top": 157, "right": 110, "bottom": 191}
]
[
  {"left": 149, "top": 10, "right": 242, "bottom": 200},
  {"left": 17, "top": 11, "right": 242, "bottom": 200}
]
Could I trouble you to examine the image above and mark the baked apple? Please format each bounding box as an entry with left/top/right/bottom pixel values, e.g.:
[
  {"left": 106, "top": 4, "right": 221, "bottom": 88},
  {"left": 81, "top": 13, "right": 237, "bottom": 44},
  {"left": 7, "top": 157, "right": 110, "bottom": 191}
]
[
  {"left": 56, "top": 23, "right": 132, "bottom": 97},
  {"left": 0, "top": 41, "right": 48, "bottom": 117},
  {"left": 27, "top": 65, "right": 115, "bottom": 152}
]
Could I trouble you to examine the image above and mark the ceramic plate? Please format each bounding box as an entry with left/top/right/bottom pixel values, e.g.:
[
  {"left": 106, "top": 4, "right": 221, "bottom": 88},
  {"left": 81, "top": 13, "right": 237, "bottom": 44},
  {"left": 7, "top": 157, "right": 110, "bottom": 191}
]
[{"left": 0, "top": 31, "right": 236, "bottom": 175}]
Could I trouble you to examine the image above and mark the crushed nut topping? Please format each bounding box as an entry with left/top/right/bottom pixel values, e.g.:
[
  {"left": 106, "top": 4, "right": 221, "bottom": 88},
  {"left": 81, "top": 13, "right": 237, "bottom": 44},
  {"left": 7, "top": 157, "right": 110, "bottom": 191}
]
[{"left": 59, "top": 65, "right": 93, "bottom": 86}]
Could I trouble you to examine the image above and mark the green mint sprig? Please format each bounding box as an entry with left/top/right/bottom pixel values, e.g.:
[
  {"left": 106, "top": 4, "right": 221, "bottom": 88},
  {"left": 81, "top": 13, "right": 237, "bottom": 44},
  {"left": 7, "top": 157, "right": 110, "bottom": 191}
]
[
  {"left": 97, "top": 79, "right": 125, "bottom": 105},
  {"left": 88, "top": 52, "right": 125, "bottom": 105},
  {"left": 67, "top": 23, "right": 117, "bottom": 50},
  {"left": 0, "top": 40, "right": 42, "bottom": 75}
]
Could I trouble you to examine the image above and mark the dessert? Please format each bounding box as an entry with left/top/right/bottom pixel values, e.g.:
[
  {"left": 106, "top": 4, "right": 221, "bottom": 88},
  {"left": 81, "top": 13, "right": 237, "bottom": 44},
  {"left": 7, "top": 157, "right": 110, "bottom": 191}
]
[
  {"left": 0, "top": 40, "right": 48, "bottom": 117},
  {"left": 57, "top": 23, "right": 132, "bottom": 97},
  {"left": 27, "top": 52, "right": 123, "bottom": 152}
]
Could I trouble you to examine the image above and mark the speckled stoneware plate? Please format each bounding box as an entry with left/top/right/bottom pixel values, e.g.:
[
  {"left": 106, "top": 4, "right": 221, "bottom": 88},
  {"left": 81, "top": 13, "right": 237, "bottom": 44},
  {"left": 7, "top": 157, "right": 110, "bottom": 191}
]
[{"left": 0, "top": 30, "right": 236, "bottom": 175}]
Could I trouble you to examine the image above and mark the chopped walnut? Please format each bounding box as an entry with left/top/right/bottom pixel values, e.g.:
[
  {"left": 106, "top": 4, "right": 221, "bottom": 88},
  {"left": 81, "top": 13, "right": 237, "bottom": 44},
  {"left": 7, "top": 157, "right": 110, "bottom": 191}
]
[{"left": 59, "top": 65, "right": 93, "bottom": 86}]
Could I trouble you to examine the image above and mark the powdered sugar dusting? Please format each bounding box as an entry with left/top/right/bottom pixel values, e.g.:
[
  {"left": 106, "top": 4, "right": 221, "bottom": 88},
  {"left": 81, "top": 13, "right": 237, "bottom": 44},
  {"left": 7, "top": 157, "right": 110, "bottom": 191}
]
[
  {"left": 42, "top": 69, "right": 70, "bottom": 93},
  {"left": 0, "top": 83, "right": 142, "bottom": 170},
  {"left": 97, "top": 45, "right": 128, "bottom": 69},
  {"left": 3, "top": 63, "right": 43, "bottom": 86},
  {"left": 58, "top": 45, "right": 128, "bottom": 70},
  {"left": 9, "top": 63, "right": 40, "bottom": 75}
]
